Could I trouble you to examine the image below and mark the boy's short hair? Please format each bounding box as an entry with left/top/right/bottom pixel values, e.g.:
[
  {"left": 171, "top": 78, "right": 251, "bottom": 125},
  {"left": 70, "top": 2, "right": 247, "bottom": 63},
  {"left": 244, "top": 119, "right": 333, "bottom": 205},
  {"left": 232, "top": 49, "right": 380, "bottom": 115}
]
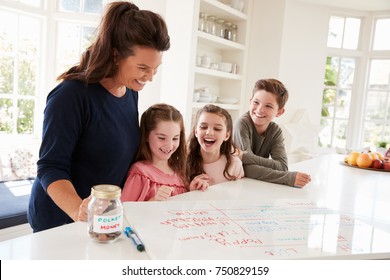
[{"left": 252, "top": 79, "right": 289, "bottom": 109}]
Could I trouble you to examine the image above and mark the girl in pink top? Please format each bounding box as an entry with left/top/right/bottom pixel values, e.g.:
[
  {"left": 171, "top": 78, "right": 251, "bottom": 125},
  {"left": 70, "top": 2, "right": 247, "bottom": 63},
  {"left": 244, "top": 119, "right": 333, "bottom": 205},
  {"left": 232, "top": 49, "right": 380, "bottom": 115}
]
[
  {"left": 121, "top": 103, "right": 188, "bottom": 201},
  {"left": 187, "top": 104, "right": 244, "bottom": 189}
]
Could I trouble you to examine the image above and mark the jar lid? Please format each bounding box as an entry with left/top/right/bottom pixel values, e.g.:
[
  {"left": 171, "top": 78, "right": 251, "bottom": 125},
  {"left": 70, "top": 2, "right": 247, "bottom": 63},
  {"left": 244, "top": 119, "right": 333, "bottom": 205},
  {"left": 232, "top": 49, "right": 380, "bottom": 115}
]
[{"left": 91, "top": 185, "right": 121, "bottom": 199}]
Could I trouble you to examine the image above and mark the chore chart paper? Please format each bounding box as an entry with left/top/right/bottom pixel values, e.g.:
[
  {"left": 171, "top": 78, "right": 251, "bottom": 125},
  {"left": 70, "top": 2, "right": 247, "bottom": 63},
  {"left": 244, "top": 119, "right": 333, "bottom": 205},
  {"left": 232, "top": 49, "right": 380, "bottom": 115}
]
[{"left": 123, "top": 200, "right": 390, "bottom": 260}]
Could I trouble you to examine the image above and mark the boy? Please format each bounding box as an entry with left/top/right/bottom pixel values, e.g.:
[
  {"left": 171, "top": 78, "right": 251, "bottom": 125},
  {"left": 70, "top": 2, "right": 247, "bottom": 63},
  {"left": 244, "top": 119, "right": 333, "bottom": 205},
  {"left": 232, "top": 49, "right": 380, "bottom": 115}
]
[{"left": 233, "top": 78, "right": 311, "bottom": 187}]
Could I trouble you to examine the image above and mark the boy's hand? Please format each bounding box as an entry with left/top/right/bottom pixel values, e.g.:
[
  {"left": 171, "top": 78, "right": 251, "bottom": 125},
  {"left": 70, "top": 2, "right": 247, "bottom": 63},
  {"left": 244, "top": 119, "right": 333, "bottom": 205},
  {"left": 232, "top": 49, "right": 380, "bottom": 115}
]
[
  {"left": 189, "top": 174, "right": 210, "bottom": 191},
  {"left": 293, "top": 172, "right": 311, "bottom": 188}
]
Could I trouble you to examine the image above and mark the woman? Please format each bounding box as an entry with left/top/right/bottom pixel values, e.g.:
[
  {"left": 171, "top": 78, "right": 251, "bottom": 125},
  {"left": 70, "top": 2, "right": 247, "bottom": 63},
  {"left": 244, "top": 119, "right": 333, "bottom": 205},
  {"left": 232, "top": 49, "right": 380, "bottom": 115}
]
[{"left": 28, "top": 1, "right": 170, "bottom": 232}]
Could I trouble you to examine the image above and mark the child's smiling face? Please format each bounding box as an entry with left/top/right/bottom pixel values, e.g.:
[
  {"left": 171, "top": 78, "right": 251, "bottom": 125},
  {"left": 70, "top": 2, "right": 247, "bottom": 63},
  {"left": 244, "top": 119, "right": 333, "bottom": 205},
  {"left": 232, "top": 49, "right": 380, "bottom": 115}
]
[
  {"left": 249, "top": 90, "right": 285, "bottom": 134},
  {"left": 148, "top": 120, "right": 181, "bottom": 163},
  {"left": 195, "top": 112, "right": 230, "bottom": 156}
]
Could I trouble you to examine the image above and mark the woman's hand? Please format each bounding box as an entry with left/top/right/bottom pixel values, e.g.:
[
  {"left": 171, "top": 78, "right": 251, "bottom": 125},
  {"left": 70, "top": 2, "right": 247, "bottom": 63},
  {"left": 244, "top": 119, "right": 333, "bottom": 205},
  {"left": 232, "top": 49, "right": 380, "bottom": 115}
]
[
  {"left": 77, "top": 195, "right": 91, "bottom": 221},
  {"left": 293, "top": 172, "right": 311, "bottom": 188},
  {"left": 189, "top": 174, "right": 210, "bottom": 191}
]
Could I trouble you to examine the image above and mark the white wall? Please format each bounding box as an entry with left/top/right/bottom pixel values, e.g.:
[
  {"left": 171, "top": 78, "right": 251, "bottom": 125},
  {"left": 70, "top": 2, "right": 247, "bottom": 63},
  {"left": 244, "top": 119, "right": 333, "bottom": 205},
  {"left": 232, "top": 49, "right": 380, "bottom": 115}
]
[
  {"left": 246, "top": 0, "right": 328, "bottom": 126},
  {"left": 278, "top": 0, "right": 329, "bottom": 125}
]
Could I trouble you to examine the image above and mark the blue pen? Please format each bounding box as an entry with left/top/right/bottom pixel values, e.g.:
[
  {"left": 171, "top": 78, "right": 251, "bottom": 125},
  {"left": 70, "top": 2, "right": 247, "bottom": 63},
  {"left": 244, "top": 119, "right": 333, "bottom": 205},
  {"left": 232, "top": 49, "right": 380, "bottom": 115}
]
[{"left": 124, "top": 226, "right": 145, "bottom": 252}]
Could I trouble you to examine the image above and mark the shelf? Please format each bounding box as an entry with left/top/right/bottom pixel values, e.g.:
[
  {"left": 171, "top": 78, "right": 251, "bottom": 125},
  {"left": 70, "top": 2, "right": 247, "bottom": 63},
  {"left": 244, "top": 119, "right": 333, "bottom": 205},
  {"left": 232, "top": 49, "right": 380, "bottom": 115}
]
[
  {"left": 192, "top": 102, "right": 240, "bottom": 110},
  {"left": 195, "top": 66, "right": 242, "bottom": 80},
  {"left": 200, "top": 0, "right": 247, "bottom": 21},
  {"left": 197, "top": 31, "right": 245, "bottom": 50}
]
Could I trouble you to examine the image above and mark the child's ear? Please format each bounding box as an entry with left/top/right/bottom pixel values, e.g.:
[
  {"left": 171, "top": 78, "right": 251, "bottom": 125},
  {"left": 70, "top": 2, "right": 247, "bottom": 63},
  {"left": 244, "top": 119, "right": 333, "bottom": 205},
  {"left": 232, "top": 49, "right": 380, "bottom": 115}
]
[
  {"left": 224, "top": 131, "right": 231, "bottom": 141},
  {"left": 276, "top": 107, "right": 285, "bottom": 117}
]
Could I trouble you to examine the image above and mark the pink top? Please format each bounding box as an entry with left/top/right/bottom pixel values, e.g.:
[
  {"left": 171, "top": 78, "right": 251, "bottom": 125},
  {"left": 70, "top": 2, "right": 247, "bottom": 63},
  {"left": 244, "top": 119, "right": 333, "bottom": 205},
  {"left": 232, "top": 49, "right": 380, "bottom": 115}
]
[
  {"left": 121, "top": 161, "right": 187, "bottom": 202},
  {"left": 203, "top": 155, "right": 244, "bottom": 185}
]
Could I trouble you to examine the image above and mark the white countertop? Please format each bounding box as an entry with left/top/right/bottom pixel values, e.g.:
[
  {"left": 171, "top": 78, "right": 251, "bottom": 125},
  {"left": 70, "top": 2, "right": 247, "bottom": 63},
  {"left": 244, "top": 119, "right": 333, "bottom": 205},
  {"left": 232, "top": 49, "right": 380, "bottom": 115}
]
[{"left": 1, "top": 154, "right": 389, "bottom": 259}]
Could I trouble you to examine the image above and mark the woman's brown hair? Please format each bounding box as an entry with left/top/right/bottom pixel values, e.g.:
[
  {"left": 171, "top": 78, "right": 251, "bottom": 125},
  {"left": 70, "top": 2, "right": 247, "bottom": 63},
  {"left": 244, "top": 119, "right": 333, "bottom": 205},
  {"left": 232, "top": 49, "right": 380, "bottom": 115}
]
[{"left": 58, "top": 1, "right": 170, "bottom": 83}]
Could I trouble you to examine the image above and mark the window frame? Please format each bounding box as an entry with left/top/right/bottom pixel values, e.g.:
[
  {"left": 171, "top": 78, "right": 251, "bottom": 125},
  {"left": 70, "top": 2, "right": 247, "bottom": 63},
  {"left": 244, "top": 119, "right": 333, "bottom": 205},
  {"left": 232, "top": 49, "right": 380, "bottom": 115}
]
[
  {"left": 321, "top": 10, "right": 390, "bottom": 150},
  {"left": 0, "top": 0, "right": 102, "bottom": 146}
]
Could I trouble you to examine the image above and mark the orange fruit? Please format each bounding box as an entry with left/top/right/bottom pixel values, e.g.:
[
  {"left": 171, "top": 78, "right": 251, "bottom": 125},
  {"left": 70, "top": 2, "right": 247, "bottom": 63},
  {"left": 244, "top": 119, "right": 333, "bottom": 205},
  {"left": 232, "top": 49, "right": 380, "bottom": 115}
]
[
  {"left": 346, "top": 151, "right": 360, "bottom": 166},
  {"left": 368, "top": 152, "right": 379, "bottom": 160},
  {"left": 376, "top": 152, "right": 384, "bottom": 161},
  {"left": 356, "top": 153, "right": 373, "bottom": 168}
]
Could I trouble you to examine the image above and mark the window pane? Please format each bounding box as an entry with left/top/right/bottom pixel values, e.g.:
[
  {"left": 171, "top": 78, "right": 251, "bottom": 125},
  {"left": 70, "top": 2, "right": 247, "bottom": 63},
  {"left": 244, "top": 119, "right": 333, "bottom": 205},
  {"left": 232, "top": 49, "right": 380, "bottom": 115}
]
[
  {"left": 363, "top": 122, "right": 384, "bottom": 147},
  {"left": 384, "top": 125, "right": 390, "bottom": 143},
  {"left": 324, "top": 57, "right": 339, "bottom": 86},
  {"left": 368, "top": 60, "right": 390, "bottom": 90},
  {"left": 373, "top": 19, "right": 390, "bottom": 50},
  {"left": 21, "top": 0, "right": 41, "bottom": 7},
  {"left": 0, "top": 10, "right": 17, "bottom": 52},
  {"left": 82, "top": 26, "right": 97, "bottom": 50},
  {"left": 319, "top": 118, "right": 332, "bottom": 147},
  {"left": 19, "top": 15, "right": 41, "bottom": 57},
  {"left": 0, "top": 98, "right": 14, "bottom": 133},
  {"left": 333, "top": 119, "right": 348, "bottom": 148},
  {"left": 322, "top": 88, "right": 336, "bottom": 117},
  {"left": 17, "top": 99, "right": 34, "bottom": 134},
  {"left": 0, "top": 56, "right": 14, "bottom": 94},
  {"left": 56, "top": 22, "right": 82, "bottom": 67},
  {"left": 56, "top": 21, "right": 97, "bottom": 77},
  {"left": 365, "top": 91, "right": 387, "bottom": 120},
  {"left": 327, "top": 16, "right": 343, "bottom": 48},
  {"left": 339, "top": 58, "right": 355, "bottom": 88},
  {"left": 335, "top": 89, "right": 351, "bottom": 118},
  {"left": 59, "top": 0, "right": 81, "bottom": 12},
  {"left": 18, "top": 59, "right": 37, "bottom": 96},
  {"left": 84, "top": 0, "right": 104, "bottom": 14},
  {"left": 343, "top": 18, "right": 360, "bottom": 50}
]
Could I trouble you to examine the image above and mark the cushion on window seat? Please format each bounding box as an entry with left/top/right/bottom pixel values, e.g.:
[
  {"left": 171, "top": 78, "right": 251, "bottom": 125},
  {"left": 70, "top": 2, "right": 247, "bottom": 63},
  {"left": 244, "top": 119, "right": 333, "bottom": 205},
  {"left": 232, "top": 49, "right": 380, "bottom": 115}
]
[{"left": 0, "top": 180, "right": 33, "bottom": 229}]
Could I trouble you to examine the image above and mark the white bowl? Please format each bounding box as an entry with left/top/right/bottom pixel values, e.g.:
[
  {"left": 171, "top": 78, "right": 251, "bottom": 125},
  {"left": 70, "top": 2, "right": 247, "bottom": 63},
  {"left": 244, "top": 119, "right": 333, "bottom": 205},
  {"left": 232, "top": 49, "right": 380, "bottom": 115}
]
[
  {"left": 193, "top": 92, "right": 200, "bottom": 102},
  {"left": 217, "top": 97, "right": 239, "bottom": 104},
  {"left": 198, "top": 96, "right": 212, "bottom": 103},
  {"left": 219, "top": 62, "right": 232, "bottom": 73}
]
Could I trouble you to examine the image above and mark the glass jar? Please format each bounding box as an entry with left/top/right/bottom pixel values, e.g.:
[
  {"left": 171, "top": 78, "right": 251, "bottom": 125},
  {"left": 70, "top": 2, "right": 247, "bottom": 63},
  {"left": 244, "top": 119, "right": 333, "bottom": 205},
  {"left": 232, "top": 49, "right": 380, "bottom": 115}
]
[
  {"left": 198, "top": 12, "right": 206, "bottom": 32},
  {"left": 205, "top": 15, "right": 217, "bottom": 36},
  {"left": 224, "top": 22, "right": 233, "bottom": 40},
  {"left": 88, "top": 184, "right": 123, "bottom": 243},
  {"left": 216, "top": 18, "right": 225, "bottom": 38},
  {"left": 231, "top": 24, "right": 238, "bottom": 42}
]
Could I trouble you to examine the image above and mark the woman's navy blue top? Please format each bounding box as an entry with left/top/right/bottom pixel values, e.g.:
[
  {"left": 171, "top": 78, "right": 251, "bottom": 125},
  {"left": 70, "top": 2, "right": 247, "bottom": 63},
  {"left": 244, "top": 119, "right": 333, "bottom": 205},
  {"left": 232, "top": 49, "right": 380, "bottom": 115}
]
[{"left": 28, "top": 80, "right": 140, "bottom": 232}]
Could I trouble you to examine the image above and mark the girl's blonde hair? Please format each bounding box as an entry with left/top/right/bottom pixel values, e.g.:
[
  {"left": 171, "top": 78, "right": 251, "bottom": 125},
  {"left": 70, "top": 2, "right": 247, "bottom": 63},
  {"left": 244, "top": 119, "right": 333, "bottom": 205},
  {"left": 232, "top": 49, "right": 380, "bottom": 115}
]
[
  {"left": 187, "top": 104, "right": 239, "bottom": 181},
  {"left": 136, "top": 103, "right": 187, "bottom": 184}
]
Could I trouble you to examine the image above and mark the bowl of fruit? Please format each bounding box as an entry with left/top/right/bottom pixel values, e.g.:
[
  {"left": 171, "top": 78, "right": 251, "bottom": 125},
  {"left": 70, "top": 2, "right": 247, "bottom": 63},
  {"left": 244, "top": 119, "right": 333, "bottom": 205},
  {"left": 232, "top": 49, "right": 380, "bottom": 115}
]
[{"left": 342, "top": 149, "right": 390, "bottom": 172}]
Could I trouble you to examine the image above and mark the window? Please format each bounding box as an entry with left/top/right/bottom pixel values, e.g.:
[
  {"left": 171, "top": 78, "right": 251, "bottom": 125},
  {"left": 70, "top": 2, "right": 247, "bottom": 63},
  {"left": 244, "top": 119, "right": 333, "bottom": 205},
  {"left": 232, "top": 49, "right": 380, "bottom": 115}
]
[
  {"left": 0, "top": 9, "right": 42, "bottom": 135},
  {"left": 320, "top": 14, "right": 390, "bottom": 150},
  {"left": 319, "top": 16, "right": 360, "bottom": 148},
  {"left": 0, "top": 0, "right": 103, "bottom": 141},
  {"left": 363, "top": 58, "right": 390, "bottom": 146}
]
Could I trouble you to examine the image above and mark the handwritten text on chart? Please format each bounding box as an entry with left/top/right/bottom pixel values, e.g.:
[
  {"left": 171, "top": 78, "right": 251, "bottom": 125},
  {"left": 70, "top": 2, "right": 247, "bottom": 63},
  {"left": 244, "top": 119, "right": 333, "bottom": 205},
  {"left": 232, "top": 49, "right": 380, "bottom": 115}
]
[{"left": 159, "top": 203, "right": 365, "bottom": 255}]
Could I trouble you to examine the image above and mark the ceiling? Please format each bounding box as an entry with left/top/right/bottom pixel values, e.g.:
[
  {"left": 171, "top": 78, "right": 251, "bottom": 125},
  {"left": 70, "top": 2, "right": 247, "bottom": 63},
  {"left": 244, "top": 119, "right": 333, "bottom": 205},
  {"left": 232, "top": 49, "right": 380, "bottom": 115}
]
[{"left": 297, "top": 0, "right": 390, "bottom": 11}]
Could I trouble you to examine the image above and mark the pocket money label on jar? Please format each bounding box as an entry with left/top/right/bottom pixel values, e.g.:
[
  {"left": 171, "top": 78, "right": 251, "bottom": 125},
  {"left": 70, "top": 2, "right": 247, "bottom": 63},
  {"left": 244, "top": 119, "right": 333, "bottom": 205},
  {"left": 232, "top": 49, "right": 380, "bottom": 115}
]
[{"left": 93, "top": 213, "right": 123, "bottom": 233}]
